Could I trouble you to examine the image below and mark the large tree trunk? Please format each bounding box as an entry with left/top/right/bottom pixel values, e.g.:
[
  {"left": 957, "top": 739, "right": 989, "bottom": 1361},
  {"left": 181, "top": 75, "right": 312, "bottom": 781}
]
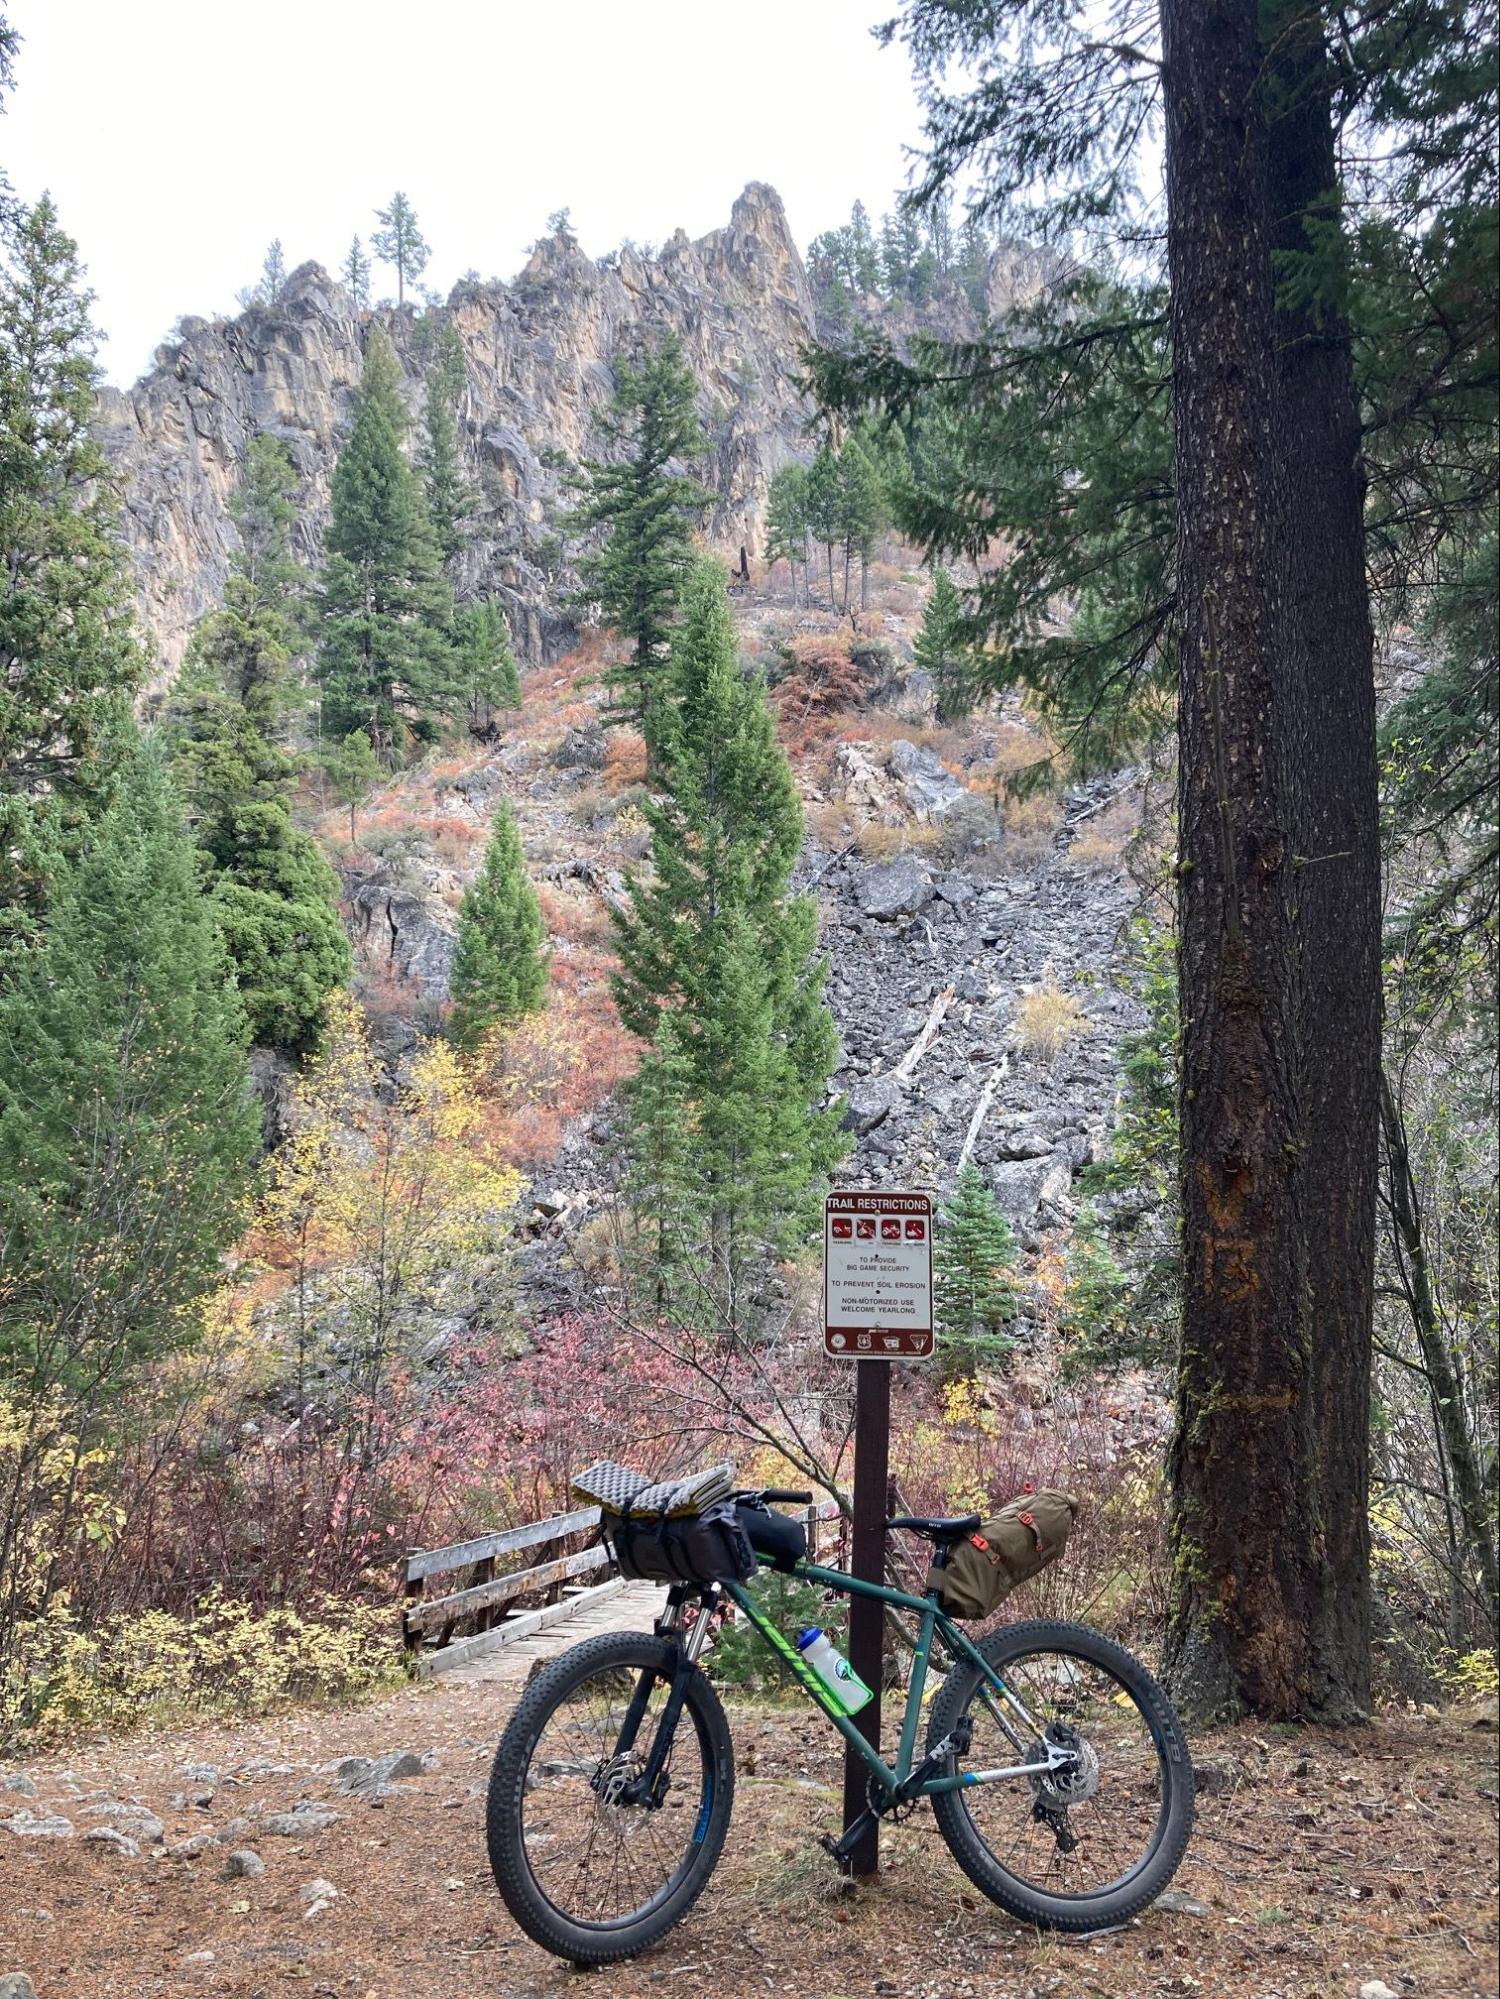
[
  {"left": 1263, "top": 4, "right": 1382, "bottom": 1716},
  {"left": 1162, "top": 0, "right": 1324, "bottom": 1721}
]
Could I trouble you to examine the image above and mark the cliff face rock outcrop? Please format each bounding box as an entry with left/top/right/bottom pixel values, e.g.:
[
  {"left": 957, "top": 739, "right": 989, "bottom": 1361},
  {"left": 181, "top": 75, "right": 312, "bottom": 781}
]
[{"left": 97, "top": 183, "right": 816, "bottom": 681}]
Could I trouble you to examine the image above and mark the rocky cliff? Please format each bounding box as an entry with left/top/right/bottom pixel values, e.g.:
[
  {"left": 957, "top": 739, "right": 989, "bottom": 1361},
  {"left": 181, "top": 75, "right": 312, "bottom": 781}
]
[{"left": 97, "top": 183, "right": 817, "bottom": 681}]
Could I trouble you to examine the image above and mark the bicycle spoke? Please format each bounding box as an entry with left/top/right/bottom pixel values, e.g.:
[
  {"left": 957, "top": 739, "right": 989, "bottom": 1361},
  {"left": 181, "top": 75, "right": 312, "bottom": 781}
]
[
  {"left": 518, "top": 1657, "right": 709, "bottom": 1929},
  {"left": 951, "top": 1643, "right": 1168, "bottom": 1901}
]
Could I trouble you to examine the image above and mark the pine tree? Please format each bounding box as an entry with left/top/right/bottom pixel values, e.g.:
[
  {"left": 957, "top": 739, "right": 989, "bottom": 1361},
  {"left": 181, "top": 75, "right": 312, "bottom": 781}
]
[
  {"left": 612, "top": 564, "right": 845, "bottom": 1313},
  {"left": 916, "top": 568, "right": 971, "bottom": 722},
  {"left": 241, "top": 238, "right": 287, "bottom": 312},
  {"left": 848, "top": 200, "right": 882, "bottom": 292},
  {"left": 454, "top": 597, "right": 521, "bottom": 737},
  {"left": 836, "top": 438, "right": 887, "bottom": 611},
  {"left": 372, "top": 191, "right": 428, "bottom": 306},
  {"left": 0, "top": 193, "right": 143, "bottom": 961},
  {"left": 448, "top": 798, "right": 549, "bottom": 1049},
  {"left": 817, "top": 0, "right": 1486, "bottom": 1721},
  {"left": 567, "top": 331, "right": 708, "bottom": 739},
  {"left": 805, "top": 446, "right": 843, "bottom": 607},
  {"left": 615, "top": 1017, "right": 702, "bottom": 1310},
  {"left": 172, "top": 698, "right": 349, "bottom": 1056},
  {"left": 420, "top": 322, "right": 472, "bottom": 565},
  {"left": 0, "top": 744, "right": 258, "bottom": 1412},
  {"left": 342, "top": 235, "right": 371, "bottom": 311},
  {"left": 764, "top": 463, "right": 811, "bottom": 602},
  {"left": 327, "top": 728, "right": 380, "bottom": 844},
  {"left": 185, "top": 434, "right": 306, "bottom": 733},
  {"left": 934, "top": 1164, "right": 1018, "bottom": 1378},
  {"left": 315, "top": 330, "right": 458, "bottom": 757}
]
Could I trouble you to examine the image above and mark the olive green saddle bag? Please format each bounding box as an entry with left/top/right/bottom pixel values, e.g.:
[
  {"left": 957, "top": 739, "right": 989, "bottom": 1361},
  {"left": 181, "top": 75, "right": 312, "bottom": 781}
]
[{"left": 929, "top": 1488, "right": 1079, "bottom": 1620}]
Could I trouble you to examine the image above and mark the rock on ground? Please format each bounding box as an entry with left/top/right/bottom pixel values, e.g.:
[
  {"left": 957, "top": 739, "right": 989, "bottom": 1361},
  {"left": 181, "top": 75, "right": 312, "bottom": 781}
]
[{"left": 853, "top": 854, "right": 934, "bottom": 920}]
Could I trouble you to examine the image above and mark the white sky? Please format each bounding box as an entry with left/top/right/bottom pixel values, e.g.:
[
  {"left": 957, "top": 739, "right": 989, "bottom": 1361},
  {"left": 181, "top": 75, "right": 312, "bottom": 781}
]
[{"left": 3, "top": 0, "right": 930, "bottom": 386}]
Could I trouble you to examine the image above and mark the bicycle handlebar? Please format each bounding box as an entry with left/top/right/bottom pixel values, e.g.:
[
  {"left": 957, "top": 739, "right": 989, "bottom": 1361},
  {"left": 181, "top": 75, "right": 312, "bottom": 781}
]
[{"left": 734, "top": 1487, "right": 814, "bottom": 1506}]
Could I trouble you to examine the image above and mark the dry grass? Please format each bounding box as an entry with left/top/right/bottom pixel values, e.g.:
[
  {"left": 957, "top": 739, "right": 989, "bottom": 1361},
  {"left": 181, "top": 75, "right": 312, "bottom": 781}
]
[
  {"left": 1015, "top": 963, "right": 1089, "bottom": 1061},
  {"left": 1068, "top": 793, "right": 1140, "bottom": 872},
  {"left": 836, "top": 712, "right": 984, "bottom": 770},
  {"left": 803, "top": 800, "right": 857, "bottom": 850},
  {"left": 855, "top": 820, "right": 941, "bottom": 861}
]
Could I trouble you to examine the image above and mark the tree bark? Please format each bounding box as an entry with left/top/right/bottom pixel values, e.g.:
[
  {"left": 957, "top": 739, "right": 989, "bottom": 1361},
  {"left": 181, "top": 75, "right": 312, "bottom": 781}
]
[
  {"left": 1162, "top": 0, "right": 1321, "bottom": 1721},
  {"left": 1263, "top": 3, "right": 1382, "bottom": 1715}
]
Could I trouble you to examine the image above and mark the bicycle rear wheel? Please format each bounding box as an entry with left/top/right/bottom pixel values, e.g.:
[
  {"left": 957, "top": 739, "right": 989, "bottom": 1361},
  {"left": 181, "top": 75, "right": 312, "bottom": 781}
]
[
  {"left": 486, "top": 1630, "right": 734, "bottom": 1965},
  {"left": 928, "top": 1619, "right": 1193, "bottom": 1931}
]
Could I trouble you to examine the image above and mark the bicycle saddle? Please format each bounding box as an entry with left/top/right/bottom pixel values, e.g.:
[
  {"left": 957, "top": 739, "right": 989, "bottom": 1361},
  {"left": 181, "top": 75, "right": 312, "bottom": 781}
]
[{"left": 886, "top": 1511, "right": 983, "bottom": 1542}]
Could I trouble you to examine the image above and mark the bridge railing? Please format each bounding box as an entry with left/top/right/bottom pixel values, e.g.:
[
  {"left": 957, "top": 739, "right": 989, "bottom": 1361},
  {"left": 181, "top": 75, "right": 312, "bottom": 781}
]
[
  {"left": 402, "top": 1494, "right": 845, "bottom": 1674},
  {"left": 402, "top": 1504, "right": 610, "bottom": 1673}
]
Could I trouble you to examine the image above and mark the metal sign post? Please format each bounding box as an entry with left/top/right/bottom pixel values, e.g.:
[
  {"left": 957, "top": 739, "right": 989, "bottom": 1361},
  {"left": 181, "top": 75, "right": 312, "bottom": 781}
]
[{"left": 822, "top": 1190, "right": 934, "bottom": 1875}]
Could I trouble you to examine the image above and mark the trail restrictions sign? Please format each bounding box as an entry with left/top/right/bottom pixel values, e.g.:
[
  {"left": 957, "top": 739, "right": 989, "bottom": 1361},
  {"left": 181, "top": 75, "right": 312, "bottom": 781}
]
[{"left": 823, "top": 1190, "right": 934, "bottom": 1360}]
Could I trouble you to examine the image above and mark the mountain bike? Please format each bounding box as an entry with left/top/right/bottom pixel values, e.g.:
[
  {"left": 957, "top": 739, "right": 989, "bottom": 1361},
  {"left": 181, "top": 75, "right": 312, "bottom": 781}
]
[{"left": 485, "top": 1487, "right": 1194, "bottom": 1966}]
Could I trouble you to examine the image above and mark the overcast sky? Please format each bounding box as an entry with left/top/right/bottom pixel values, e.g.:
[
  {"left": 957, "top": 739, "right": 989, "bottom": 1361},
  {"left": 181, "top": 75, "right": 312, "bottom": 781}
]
[{"left": 3, "top": 0, "right": 931, "bottom": 386}]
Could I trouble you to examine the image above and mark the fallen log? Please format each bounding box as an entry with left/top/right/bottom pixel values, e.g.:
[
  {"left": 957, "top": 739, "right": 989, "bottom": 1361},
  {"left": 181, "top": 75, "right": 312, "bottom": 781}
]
[
  {"left": 894, "top": 985, "right": 954, "bottom": 1079},
  {"left": 957, "top": 1056, "right": 1009, "bottom": 1173}
]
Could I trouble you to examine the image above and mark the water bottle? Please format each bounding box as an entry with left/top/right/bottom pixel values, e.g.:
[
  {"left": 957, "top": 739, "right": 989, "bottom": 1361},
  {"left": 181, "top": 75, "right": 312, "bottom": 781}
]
[{"left": 796, "top": 1627, "right": 874, "bottom": 1716}]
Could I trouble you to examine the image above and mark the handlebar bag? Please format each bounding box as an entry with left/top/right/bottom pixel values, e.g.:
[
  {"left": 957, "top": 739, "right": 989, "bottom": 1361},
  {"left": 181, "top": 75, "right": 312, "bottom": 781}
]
[
  {"left": 736, "top": 1502, "right": 808, "bottom": 1574},
  {"left": 929, "top": 1489, "right": 1078, "bottom": 1620},
  {"left": 610, "top": 1500, "right": 756, "bottom": 1586}
]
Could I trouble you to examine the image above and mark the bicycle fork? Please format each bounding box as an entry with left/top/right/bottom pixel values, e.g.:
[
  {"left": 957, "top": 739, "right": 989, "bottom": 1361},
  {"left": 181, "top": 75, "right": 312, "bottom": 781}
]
[{"left": 595, "top": 1589, "right": 716, "bottom": 1809}]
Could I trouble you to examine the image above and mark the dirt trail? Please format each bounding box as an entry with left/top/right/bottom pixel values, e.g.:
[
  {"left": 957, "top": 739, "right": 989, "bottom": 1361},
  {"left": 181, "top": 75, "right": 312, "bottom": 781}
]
[{"left": 2, "top": 1655, "right": 1496, "bottom": 1999}]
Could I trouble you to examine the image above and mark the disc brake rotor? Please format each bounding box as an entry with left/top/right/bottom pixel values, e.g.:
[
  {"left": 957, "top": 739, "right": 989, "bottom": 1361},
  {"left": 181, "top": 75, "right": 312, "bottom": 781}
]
[{"left": 1029, "top": 1724, "right": 1102, "bottom": 1810}]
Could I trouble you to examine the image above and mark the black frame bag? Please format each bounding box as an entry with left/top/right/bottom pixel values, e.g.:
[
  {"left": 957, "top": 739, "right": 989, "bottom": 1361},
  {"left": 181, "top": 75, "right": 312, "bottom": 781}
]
[{"left": 609, "top": 1500, "right": 756, "bottom": 1587}]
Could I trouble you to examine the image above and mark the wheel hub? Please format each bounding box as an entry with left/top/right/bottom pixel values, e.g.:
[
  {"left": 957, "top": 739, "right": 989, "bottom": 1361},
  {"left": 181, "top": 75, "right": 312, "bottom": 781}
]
[{"left": 1029, "top": 1723, "right": 1102, "bottom": 1809}]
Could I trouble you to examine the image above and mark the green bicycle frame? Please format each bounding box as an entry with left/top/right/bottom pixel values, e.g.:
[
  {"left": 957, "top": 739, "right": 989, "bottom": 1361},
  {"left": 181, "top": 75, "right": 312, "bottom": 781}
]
[{"left": 720, "top": 1556, "right": 1052, "bottom": 1802}]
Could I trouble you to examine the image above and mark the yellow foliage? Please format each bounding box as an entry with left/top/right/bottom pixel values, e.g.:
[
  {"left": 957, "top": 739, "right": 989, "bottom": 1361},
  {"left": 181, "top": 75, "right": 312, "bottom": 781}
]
[
  {"left": 1435, "top": 1647, "right": 1499, "bottom": 1701},
  {"left": 259, "top": 994, "right": 522, "bottom": 1346},
  {"left": 1, "top": 1587, "right": 399, "bottom": 1748}
]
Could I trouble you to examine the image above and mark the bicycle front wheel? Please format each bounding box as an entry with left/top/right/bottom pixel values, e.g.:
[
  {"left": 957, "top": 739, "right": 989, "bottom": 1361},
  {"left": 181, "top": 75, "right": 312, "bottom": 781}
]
[
  {"left": 486, "top": 1630, "right": 735, "bottom": 1965},
  {"left": 928, "top": 1619, "right": 1193, "bottom": 1931}
]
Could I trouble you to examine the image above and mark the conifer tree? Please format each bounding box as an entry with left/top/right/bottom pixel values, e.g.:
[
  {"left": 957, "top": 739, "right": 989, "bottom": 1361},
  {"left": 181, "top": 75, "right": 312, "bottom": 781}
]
[
  {"left": 241, "top": 239, "right": 287, "bottom": 311},
  {"left": 172, "top": 699, "right": 349, "bottom": 1056},
  {"left": 805, "top": 446, "right": 843, "bottom": 607},
  {"left": 815, "top": 0, "right": 1496, "bottom": 1720},
  {"left": 612, "top": 564, "right": 844, "bottom": 1311},
  {"left": 327, "top": 728, "right": 380, "bottom": 844},
  {"left": 934, "top": 1164, "right": 1018, "bottom": 1377},
  {"left": 454, "top": 597, "right": 521, "bottom": 736},
  {"left": 0, "top": 193, "right": 143, "bottom": 961},
  {"left": 837, "top": 438, "right": 887, "bottom": 610},
  {"left": 448, "top": 798, "right": 549, "bottom": 1049},
  {"left": 342, "top": 235, "right": 371, "bottom": 311},
  {"left": 916, "top": 567, "right": 971, "bottom": 722},
  {"left": 186, "top": 434, "right": 306, "bottom": 733},
  {"left": 315, "top": 330, "right": 458, "bottom": 757},
  {"left": 420, "top": 322, "right": 472, "bottom": 565},
  {"left": 765, "top": 462, "right": 811, "bottom": 603},
  {"left": 615, "top": 1016, "right": 702, "bottom": 1311},
  {"left": 0, "top": 744, "right": 258, "bottom": 1417},
  {"left": 567, "top": 332, "right": 708, "bottom": 738},
  {"left": 372, "top": 192, "right": 428, "bottom": 306}
]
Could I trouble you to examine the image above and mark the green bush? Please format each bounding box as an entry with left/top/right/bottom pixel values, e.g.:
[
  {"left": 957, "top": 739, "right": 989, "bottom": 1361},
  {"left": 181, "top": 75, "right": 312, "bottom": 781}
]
[{"left": 708, "top": 1568, "right": 848, "bottom": 1697}]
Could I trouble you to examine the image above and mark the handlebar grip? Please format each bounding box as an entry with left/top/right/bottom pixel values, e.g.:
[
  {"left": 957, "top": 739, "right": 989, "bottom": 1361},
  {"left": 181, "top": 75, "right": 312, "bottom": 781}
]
[{"left": 760, "top": 1488, "right": 814, "bottom": 1504}]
